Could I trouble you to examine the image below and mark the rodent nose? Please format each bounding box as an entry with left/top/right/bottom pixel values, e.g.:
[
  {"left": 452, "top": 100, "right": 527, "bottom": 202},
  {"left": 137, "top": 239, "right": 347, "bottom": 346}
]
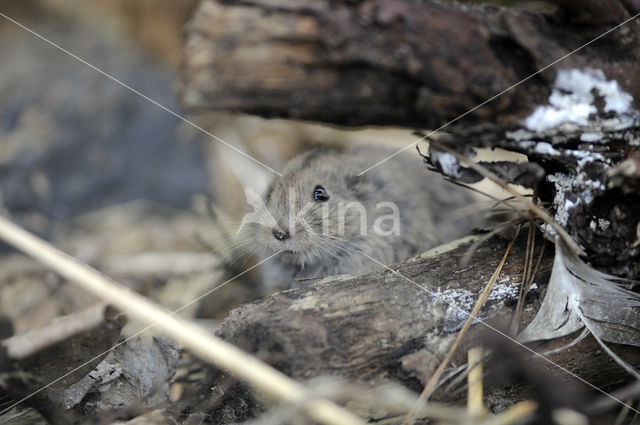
[{"left": 272, "top": 228, "right": 290, "bottom": 241}]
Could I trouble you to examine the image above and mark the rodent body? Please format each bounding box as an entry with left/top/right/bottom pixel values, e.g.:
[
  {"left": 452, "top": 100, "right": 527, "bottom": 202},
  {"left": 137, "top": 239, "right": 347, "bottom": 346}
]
[{"left": 249, "top": 145, "right": 478, "bottom": 290}]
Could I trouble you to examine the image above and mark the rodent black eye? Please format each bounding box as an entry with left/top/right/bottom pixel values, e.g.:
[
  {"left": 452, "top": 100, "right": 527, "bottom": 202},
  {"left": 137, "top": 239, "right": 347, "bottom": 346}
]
[{"left": 313, "top": 185, "right": 329, "bottom": 202}]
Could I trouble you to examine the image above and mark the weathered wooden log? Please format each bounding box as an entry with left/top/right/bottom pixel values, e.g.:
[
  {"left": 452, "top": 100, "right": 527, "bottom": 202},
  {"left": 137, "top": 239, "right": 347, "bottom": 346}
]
[
  {"left": 215, "top": 234, "right": 639, "bottom": 418},
  {"left": 179, "top": 0, "right": 640, "bottom": 128}
]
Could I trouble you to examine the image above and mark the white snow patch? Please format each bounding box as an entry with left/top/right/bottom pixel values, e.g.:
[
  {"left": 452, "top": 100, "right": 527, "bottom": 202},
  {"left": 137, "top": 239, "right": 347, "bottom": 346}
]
[
  {"left": 580, "top": 132, "right": 603, "bottom": 142},
  {"left": 533, "top": 142, "right": 560, "bottom": 155},
  {"left": 598, "top": 219, "right": 611, "bottom": 230},
  {"left": 506, "top": 129, "right": 532, "bottom": 141},
  {"left": 505, "top": 68, "right": 638, "bottom": 241},
  {"left": 547, "top": 173, "right": 574, "bottom": 226},
  {"left": 580, "top": 189, "right": 594, "bottom": 204},
  {"left": 432, "top": 151, "right": 460, "bottom": 178},
  {"left": 488, "top": 282, "right": 519, "bottom": 301},
  {"left": 570, "top": 150, "right": 605, "bottom": 161},
  {"left": 436, "top": 282, "right": 521, "bottom": 316},
  {"left": 546, "top": 169, "right": 606, "bottom": 228},
  {"left": 525, "top": 68, "right": 635, "bottom": 133}
]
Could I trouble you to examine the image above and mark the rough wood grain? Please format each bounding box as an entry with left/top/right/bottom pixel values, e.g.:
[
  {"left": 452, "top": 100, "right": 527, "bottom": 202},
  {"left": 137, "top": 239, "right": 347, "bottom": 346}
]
[
  {"left": 216, "top": 234, "right": 639, "bottom": 416},
  {"left": 179, "top": 0, "right": 640, "bottom": 279},
  {"left": 179, "top": 0, "right": 640, "bottom": 128}
]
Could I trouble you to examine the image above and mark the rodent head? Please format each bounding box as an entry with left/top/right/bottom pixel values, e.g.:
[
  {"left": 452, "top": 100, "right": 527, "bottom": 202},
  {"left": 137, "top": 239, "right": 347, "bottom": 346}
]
[{"left": 249, "top": 148, "right": 379, "bottom": 267}]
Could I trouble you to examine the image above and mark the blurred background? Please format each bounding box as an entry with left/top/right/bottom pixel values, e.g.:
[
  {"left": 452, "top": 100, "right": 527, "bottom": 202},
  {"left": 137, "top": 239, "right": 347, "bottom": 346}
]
[
  {"left": 0, "top": 0, "right": 520, "bottom": 336},
  {"left": 0, "top": 0, "right": 427, "bottom": 336}
]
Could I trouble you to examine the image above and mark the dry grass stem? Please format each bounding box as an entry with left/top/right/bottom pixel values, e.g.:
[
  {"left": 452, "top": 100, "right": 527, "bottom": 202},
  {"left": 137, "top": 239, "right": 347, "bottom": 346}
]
[
  {"left": 426, "top": 139, "right": 585, "bottom": 257},
  {"left": 0, "top": 216, "right": 365, "bottom": 425},
  {"left": 467, "top": 347, "right": 486, "bottom": 419},
  {"left": 402, "top": 228, "right": 519, "bottom": 425},
  {"left": 512, "top": 237, "right": 546, "bottom": 334}
]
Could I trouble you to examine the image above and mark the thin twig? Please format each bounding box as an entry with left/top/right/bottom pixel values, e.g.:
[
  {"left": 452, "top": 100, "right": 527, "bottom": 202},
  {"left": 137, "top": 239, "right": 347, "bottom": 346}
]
[
  {"left": 0, "top": 216, "right": 365, "bottom": 425},
  {"left": 425, "top": 139, "right": 586, "bottom": 256},
  {"left": 467, "top": 347, "right": 486, "bottom": 420},
  {"left": 294, "top": 275, "right": 330, "bottom": 282},
  {"left": 460, "top": 219, "right": 527, "bottom": 266},
  {"left": 442, "top": 177, "right": 502, "bottom": 201},
  {"left": 512, "top": 239, "right": 547, "bottom": 334},
  {"left": 402, "top": 226, "right": 520, "bottom": 425},
  {"left": 510, "top": 221, "right": 535, "bottom": 335}
]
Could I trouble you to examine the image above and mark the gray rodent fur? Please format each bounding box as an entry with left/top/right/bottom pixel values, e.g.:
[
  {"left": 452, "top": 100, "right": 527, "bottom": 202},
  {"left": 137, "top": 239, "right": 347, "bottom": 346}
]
[{"left": 248, "top": 145, "right": 479, "bottom": 290}]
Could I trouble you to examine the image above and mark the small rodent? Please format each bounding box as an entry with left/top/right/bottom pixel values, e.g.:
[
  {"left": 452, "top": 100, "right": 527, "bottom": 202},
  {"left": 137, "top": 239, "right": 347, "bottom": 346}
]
[{"left": 248, "top": 145, "right": 478, "bottom": 290}]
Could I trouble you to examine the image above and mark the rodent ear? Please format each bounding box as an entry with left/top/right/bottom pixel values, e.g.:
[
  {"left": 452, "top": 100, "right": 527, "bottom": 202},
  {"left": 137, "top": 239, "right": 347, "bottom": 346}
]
[
  {"left": 345, "top": 174, "right": 361, "bottom": 190},
  {"left": 346, "top": 173, "right": 383, "bottom": 197},
  {"left": 263, "top": 179, "right": 277, "bottom": 203},
  {"left": 345, "top": 174, "right": 372, "bottom": 201}
]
